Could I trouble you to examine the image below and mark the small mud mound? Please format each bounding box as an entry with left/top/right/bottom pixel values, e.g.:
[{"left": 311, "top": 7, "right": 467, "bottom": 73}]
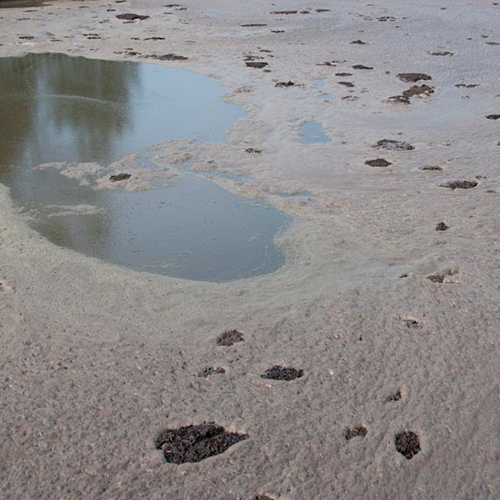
[
  {"left": 395, "top": 431, "right": 421, "bottom": 459},
  {"left": 403, "top": 318, "right": 422, "bottom": 329},
  {"left": 246, "top": 61, "right": 269, "bottom": 69},
  {"left": 427, "top": 269, "right": 456, "bottom": 283},
  {"left": 420, "top": 165, "right": 442, "bottom": 171},
  {"left": 216, "top": 330, "right": 245, "bottom": 346},
  {"left": 486, "top": 114, "right": 500, "bottom": 120},
  {"left": 402, "top": 84, "right": 435, "bottom": 98},
  {"left": 428, "top": 50, "right": 454, "bottom": 56},
  {"left": 110, "top": 173, "right": 131, "bottom": 182},
  {"left": 365, "top": 158, "right": 392, "bottom": 167},
  {"left": 387, "top": 95, "right": 410, "bottom": 104},
  {"left": 440, "top": 180, "right": 477, "bottom": 190},
  {"left": 386, "top": 390, "right": 402, "bottom": 402},
  {"left": 397, "top": 73, "right": 432, "bottom": 83},
  {"left": 198, "top": 366, "right": 226, "bottom": 377},
  {"left": 156, "top": 423, "right": 248, "bottom": 464},
  {"left": 149, "top": 54, "right": 188, "bottom": 61},
  {"left": 275, "top": 81, "right": 295, "bottom": 88},
  {"left": 352, "top": 64, "right": 373, "bottom": 70},
  {"left": 435, "top": 221, "right": 449, "bottom": 231},
  {"left": 261, "top": 365, "right": 303, "bottom": 381},
  {"left": 116, "top": 13, "right": 149, "bottom": 20},
  {"left": 374, "top": 139, "right": 414, "bottom": 151},
  {"left": 345, "top": 426, "right": 368, "bottom": 440}
]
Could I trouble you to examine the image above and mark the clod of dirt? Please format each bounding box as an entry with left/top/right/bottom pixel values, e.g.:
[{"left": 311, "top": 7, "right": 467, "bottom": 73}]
[
  {"left": 386, "top": 390, "right": 402, "bottom": 402},
  {"left": 116, "top": 13, "right": 149, "bottom": 20},
  {"left": 440, "top": 180, "right": 478, "bottom": 190},
  {"left": 365, "top": 158, "right": 392, "bottom": 167},
  {"left": 261, "top": 366, "right": 304, "bottom": 381},
  {"left": 316, "top": 8, "right": 331, "bottom": 12},
  {"left": 155, "top": 423, "right": 248, "bottom": 464},
  {"left": 335, "top": 72, "right": 352, "bottom": 77},
  {"left": 395, "top": 431, "right": 421, "bottom": 459},
  {"left": 275, "top": 81, "right": 295, "bottom": 88},
  {"left": 486, "top": 114, "right": 500, "bottom": 120},
  {"left": 428, "top": 50, "right": 454, "bottom": 56},
  {"left": 246, "top": 61, "right": 269, "bottom": 69},
  {"left": 374, "top": 139, "right": 414, "bottom": 151},
  {"left": 352, "top": 64, "right": 373, "bottom": 70},
  {"left": 150, "top": 53, "right": 188, "bottom": 61},
  {"left": 427, "top": 269, "right": 456, "bottom": 283},
  {"left": 378, "top": 16, "right": 397, "bottom": 21},
  {"left": 338, "top": 81, "right": 355, "bottom": 87},
  {"left": 198, "top": 366, "right": 226, "bottom": 377},
  {"left": 404, "top": 319, "right": 422, "bottom": 329},
  {"left": 420, "top": 165, "right": 442, "bottom": 171},
  {"left": 144, "top": 36, "right": 166, "bottom": 41},
  {"left": 455, "top": 83, "right": 478, "bottom": 88},
  {"left": 216, "top": 330, "right": 244, "bottom": 346},
  {"left": 397, "top": 73, "right": 432, "bottom": 83},
  {"left": 110, "top": 173, "right": 131, "bottom": 182},
  {"left": 351, "top": 40, "right": 367, "bottom": 44},
  {"left": 271, "top": 10, "right": 298, "bottom": 14},
  {"left": 345, "top": 426, "right": 368, "bottom": 440},
  {"left": 245, "top": 148, "right": 262, "bottom": 154},
  {"left": 387, "top": 95, "right": 411, "bottom": 104},
  {"left": 435, "top": 221, "right": 449, "bottom": 231},
  {"left": 402, "top": 84, "right": 435, "bottom": 98}
]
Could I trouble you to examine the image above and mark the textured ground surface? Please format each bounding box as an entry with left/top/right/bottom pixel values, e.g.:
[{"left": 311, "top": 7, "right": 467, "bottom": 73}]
[{"left": 1, "top": 1, "right": 500, "bottom": 499}]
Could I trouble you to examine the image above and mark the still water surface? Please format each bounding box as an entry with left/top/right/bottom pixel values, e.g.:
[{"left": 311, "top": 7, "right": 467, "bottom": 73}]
[{"left": 0, "top": 53, "right": 290, "bottom": 281}]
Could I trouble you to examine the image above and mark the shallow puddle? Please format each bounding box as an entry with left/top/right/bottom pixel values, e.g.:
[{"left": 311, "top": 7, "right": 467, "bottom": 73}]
[
  {"left": 0, "top": 53, "right": 290, "bottom": 282},
  {"left": 299, "top": 120, "right": 332, "bottom": 144},
  {"left": 319, "top": 92, "right": 334, "bottom": 101}
]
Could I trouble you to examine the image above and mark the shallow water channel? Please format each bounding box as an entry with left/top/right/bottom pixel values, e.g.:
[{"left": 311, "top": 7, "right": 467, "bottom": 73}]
[{"left": 0, "top": 53, "right": 290, "bottom": 281}]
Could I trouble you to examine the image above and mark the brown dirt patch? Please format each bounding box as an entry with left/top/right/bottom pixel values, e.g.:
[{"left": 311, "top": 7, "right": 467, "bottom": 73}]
[
  {"left": 216, "top": 330, "right": 245, "bottom": 346},
  {"left": 261, "top": 366, "right": 304, "bottom": 381},
  {"left": 395, "top": 431, "right": 421, "bottom": 459},
  {"left": 156, "top": 423, "right": 248, "bottom": 464}
]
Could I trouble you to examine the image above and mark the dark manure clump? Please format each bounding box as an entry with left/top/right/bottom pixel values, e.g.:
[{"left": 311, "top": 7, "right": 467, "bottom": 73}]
[
  {"left": 375, "top": 139, "right": 414, "bottom": 151},
  {"left": 116, "top": 13, "right": 149, "bottom": 20},
  {"left": 216, "top": 330, "right": 244, "bottom": 346},
  {"left": 365, "top": 158, "right": 392, "bottom": 167},
  {"left": 395, "top": 431, "right": 421, "bottom": 459},
  {"left": 156, "top": 422, "right": 248, "bottom": 464},
  {"left": 198, "top": 366, "right": 226, "bottom": 377},
  {"left": 440, "top": 180, "right": 477, "bottom": 190},
  {"left": 435, "top": 221, "right": 449, "bottom": 231},
  {"left": 397, "top": 73, "right": 432, "bottom": 83},
  {"left": 110, "top": 173, "right": 131, "bottom": 182},
  {"left": 345, "top": 426, "right": 368, "bottom": 440},
  {"left": 246, "top": 61, "right": 269, "bottom": 69},
  {"left": 261, "top": 365, "right": 303, "bottom": 381}
]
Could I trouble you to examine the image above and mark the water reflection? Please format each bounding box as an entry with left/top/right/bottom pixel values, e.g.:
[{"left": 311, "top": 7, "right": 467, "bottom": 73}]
[{"left": 0, "top": 53, "right": 288, "bottom": 281}]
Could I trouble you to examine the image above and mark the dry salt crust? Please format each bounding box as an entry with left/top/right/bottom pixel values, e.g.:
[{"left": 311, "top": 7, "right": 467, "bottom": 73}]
[{"left": 1, "top": 0, "right": 500, "bottom": 499}]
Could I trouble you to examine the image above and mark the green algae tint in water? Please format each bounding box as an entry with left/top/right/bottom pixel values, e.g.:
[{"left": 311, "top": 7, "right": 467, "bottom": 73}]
[{"left": 0, "top": 53, "right": 290, "bottom": 282}]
